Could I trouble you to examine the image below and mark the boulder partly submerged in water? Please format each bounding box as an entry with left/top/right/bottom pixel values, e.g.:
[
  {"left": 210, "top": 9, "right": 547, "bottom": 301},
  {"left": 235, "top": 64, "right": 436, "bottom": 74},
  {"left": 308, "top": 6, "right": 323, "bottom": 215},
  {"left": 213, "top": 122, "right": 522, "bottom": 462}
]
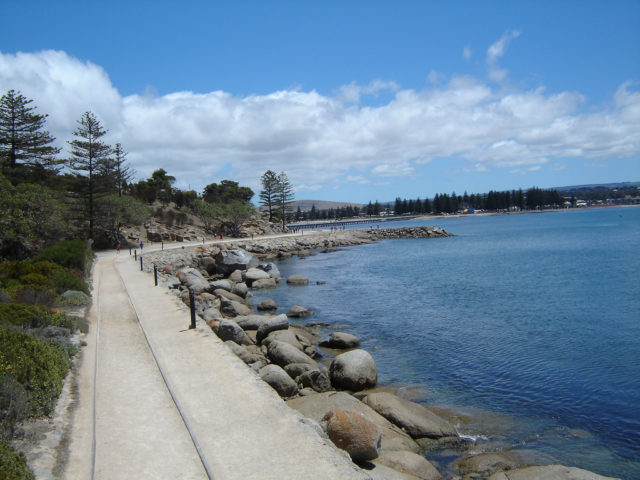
[
  {"left": 329, "top": 349, "right": 377, "bottom": 392},
  {"left": 488, "top": 465, "right": 619, "bottom": 480},
  {"left": 361, "top": 392, "right": 456, "bottom": 439},
  {"left": 286, "top": 391, "right": 419, "bottom": 453}
]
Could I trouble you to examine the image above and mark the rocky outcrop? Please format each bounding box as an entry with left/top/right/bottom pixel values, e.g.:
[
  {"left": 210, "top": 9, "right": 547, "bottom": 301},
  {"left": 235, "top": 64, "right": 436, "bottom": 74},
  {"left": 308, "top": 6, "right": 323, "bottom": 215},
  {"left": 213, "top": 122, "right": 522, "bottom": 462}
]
[
  {"left": 361, "top": 392, "right": 456, "bottom": 439},
  {"left": 176, "top": 267, "right": 209, "bottom": 293},
  {"left": 259, "top": 364, "right": 299, "bottom": 398},
  {"left": 297, "top": 369, "right": 332, "bottom": 393},
  {"left": 330, "top": 349, "right": 378, "bottom": 391},
  {"left": 320, "top": 332, "right": 361, "bottom": 349},
  {"left": 214, "top": 248, "right": 259, "bottom": 275},
  {"left": 211, "top": 319, "right": 252, "bottom": 345},
  {"left": 287, "top": 392, "right": 419, "bottom": 453},
  {"left": 488, "top": 465, "right": 618, "bottom": 480},
  {"left": 257, "top": 299, "right": 277, "bottom": 311},
  {"left": 256, "top": 314, "right": 289, "bottom": 344},
  {"left": 287, "top": 305, "right": 314, "bottom": 318},
  {"left": 287, "top": 275, "right": 309, "bottom": 285},
  {"left": 266, "top": 340, "right": 318, "bottom": 368},
  {"left": 322, "top": 409, "right": 381, "bottom": 462},
  {"left": 373, "top": 451, "right": 442, "bottom": 480}
]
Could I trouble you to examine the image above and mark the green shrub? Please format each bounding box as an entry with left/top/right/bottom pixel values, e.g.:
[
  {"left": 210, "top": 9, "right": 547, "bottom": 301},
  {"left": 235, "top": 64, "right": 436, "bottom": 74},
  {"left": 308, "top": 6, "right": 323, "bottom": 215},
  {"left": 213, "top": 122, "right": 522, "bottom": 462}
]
[
  {"left": 5, "top": 285, "right": 58, "bottom": 307},
  {"left": 0, "top": 258, "right": 89, "bottom": 302},
  {"left": 32, "top": 240, "right": 91, "bottom": 272},
  {"left": 0, "top": 441, "right": 34, "bottom": 480},
  {"left": 0, "top": 328, "right": 71, "bottom": 416},
  {"left": 0, "top": 376, "right": 29, "bottom": 440},
  {"left": 0, "top": 304, "right": 78, "bottom": 331},
  {"left": 49, "top": 269, "right": 88, "bottom": 295}
]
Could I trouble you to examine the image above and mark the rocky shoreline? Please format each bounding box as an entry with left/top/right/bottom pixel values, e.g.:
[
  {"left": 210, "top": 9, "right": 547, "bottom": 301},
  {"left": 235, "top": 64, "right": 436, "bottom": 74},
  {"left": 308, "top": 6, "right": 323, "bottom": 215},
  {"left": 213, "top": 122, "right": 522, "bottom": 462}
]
[{"left": 142, "top": 226, "right": 617, "bottom": 480}]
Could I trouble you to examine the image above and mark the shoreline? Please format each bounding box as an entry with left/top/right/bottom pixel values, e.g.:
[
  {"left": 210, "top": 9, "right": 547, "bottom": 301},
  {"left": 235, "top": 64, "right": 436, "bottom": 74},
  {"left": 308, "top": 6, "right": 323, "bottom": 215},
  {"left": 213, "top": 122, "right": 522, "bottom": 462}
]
[{"left": 141, "top": 225, "right": 618, "bottom": 479}]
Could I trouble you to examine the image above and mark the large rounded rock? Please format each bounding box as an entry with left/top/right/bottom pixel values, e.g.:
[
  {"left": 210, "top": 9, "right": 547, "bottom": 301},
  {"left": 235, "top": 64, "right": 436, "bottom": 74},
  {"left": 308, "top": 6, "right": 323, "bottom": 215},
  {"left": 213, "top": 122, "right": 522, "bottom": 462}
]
[
  {"left": 201, "top": 307, "right": 223, "bottom": 322},
  {"left": 257, "top": 299, "right": 277, "bottom": 311},
  {"left": 231, "top": 282, "right": 248, "bottom": 298},
  {"left": 244, "top": 267, "right": 271, "bottom": 285},
  {"left": 287, "top": 275, "right": 309, "bottom": 285},
  {"left": 488, "top": 465, "right": 618, "bottom": 480},
  {"left": 284, "top": 363, "right": 315, "bottom": 380},
  {"left": 220, "top": 298, "right": 252, "bottom": 317},
  {"left": 213, "top": 319, "right": 252, "bottom": 345},
  {"left": 267, "top": 340, "right": 318, "bottom": 368},
  {"left": 214, "top": 249, "right": 258, "bottom": 275},
  {"left": 198, "top": 257, "right": 217, "bottom": 275},
  {"left": 262, "top": 329, "right": 304, "bottom": 351},
  {"left": 259, "top": 364, "right": 298, "bottom": 398},
  {"left": 373, "top": 450, "right": 442, "bottom": 480},
  {"left": 361, "top": 392, "right": 456, "bottom": 439},
  {"left": 214, "top": 289, "right": 250, "bottom": 306},
  {"left": 256, "top": 314, "right": 289, "bottom": 343},
  {"left": 251, "top": 278, "right": 277, "bottom": 289},
  {"left": 234, "top": 314, "right": 268, "bottom": 330},
  {"left": 258, "top": 262, "right": 281, "bottom": 279},
  {"left": 452, "top": 452, "right": 527, "bottom": 478},
  {"left": 297, "top": 369, "right": 332, "bottom": 393},
  {"left": 176, "top": 267, "right": 209, "bottom": 293},
  {"left": 210, "top": 279, "right": 231, "bottom": 291},
  {"left": 286, "top": 392, "right": 419, "bottom": 453},
  {"left": 320, "top": 332, "right": 361, "bottom": 349},
  {"left": 322, "top": 409, "right": 381, "bottom": 462},
  {"left": 329, "top": 349, "right": 377, "bottom": 391},
  {"left": 287, "top": 305, "right": 314, "bottom": 318}
]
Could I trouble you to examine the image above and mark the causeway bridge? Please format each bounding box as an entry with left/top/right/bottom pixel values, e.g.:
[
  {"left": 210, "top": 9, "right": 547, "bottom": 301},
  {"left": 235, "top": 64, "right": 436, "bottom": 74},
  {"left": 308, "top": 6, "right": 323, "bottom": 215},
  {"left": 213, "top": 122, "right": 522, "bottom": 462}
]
[{"left": 287, "top": 216, "right": 417, "bottom": 230}]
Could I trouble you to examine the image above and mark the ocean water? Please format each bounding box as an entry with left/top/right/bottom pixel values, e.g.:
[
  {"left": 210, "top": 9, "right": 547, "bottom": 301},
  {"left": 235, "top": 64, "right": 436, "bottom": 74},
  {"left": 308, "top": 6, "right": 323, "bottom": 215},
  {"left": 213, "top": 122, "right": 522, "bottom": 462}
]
[{"left": 251, "top": 207, "right": 640, "bottom": 479}]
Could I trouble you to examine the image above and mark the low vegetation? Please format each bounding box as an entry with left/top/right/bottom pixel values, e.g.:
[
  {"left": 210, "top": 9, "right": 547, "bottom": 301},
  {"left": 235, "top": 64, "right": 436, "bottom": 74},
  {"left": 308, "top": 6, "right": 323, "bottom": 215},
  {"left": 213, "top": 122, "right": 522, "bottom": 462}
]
[
  {"left": 0, "top": 238, "right": 91, "bottom": 478},
  {"left": 0, "top": 441, "right": 34, "bottom": 480}
]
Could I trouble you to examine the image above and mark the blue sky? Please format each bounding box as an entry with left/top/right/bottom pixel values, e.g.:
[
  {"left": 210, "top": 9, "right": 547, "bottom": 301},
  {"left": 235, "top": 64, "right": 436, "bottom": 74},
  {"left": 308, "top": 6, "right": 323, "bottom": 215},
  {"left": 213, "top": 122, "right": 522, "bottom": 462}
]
[{"left": 1, "top": 1, "right": 639, "bottom": 203}]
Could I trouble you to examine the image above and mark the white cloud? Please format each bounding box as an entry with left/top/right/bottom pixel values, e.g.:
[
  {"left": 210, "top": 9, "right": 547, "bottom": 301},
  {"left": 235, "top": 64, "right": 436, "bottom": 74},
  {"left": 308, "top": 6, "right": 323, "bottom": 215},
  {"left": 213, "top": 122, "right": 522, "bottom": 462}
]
[
  {"left": 1, "top": 49, "right": 638, "bottom": 196},
  {"left": 486, "top": 30, "right": 521, "bottom": 82},
  {"left": 335, "top": 79, "right": 399, "bottom": 103},
  {"left": 463, "top": 46, "right": 472, "bottom": 60}
]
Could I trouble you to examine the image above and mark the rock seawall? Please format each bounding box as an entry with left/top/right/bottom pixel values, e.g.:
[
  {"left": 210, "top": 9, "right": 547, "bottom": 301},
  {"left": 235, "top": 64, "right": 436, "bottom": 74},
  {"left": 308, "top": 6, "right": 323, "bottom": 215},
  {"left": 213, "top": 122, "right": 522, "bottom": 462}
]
[{"left": 137, "top": 226, "right": 617, "bottom": 480}]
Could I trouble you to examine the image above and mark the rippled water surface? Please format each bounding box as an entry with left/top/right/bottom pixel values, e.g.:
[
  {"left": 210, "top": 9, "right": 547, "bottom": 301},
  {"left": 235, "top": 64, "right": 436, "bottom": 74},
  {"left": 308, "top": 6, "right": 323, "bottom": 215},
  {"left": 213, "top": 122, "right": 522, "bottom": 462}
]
[{"left": 252, "top": 207, "right": 640, "bottom": 479}]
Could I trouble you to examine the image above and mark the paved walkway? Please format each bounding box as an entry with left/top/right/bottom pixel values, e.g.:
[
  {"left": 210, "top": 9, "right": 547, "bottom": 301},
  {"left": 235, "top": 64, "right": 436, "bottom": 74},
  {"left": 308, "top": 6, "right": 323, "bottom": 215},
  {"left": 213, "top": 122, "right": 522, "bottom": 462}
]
[{"left": 63, "top": 251, "right": 368, "bottom": 480}]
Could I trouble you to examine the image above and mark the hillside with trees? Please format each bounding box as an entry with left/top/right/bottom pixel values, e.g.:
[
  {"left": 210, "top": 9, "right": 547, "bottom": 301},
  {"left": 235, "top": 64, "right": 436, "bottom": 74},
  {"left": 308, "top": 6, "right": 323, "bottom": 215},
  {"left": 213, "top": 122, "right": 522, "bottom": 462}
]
[{"left": 0, "top": 89, "right": 286, "bottom": 261}]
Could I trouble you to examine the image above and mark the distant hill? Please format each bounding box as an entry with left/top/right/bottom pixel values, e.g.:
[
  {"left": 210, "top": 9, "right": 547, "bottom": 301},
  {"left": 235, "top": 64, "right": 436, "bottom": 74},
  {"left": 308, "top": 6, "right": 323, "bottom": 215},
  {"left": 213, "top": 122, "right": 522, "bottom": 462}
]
[
  {"left": 291, "top": 199, "right": 366, "bottom": 212},
  {"left": 554, "top": 181, "right": 640, "bottom": 192}
]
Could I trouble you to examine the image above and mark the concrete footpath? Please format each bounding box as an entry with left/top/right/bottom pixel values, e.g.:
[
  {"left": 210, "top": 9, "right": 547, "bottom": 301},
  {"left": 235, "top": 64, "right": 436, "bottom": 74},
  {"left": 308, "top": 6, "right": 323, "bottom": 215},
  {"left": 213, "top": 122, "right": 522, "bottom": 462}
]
[{"left": 63, "top": 252, "right": 369, "bottom": 480}]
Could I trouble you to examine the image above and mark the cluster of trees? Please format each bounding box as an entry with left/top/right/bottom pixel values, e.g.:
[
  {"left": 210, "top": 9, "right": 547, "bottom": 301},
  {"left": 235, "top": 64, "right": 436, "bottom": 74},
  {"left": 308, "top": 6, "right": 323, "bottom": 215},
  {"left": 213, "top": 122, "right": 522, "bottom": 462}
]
[
  {"left": 387, "top": 188, "right": 561, "bottom": 216},
  {"left": 295, "top": 204, "right": 362, "bottom": 221},
  {"left": 258, "top": 170, "right": 294, "bottom": 228},
  {"left": 0, "top": 90, "right": 148, "bottom": 252},
  {"left": 0, "top": 89, "right": 273, "bottom": 251}
]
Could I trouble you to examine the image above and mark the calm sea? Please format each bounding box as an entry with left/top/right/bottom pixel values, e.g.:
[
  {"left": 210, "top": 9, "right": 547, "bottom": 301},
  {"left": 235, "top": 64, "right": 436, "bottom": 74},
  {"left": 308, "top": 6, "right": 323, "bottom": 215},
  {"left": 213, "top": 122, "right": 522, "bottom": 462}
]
[{"left": 252, "top": 207, "right": 640, "bottom": 479}]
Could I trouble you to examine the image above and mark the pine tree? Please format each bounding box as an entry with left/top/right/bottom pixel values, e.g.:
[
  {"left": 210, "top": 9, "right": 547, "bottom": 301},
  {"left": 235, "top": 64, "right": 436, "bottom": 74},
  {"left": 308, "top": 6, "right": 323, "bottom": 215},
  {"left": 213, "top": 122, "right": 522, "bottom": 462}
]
[
  {"left": 112, "top": 143, "right": 134, "bottom": 197},
  {"left": 274, "top": 171, "right": 294, "bottom": 229},
  {"left": 68, "top": 111, "right": 112, "bottom": 240},
  {"left": 0, "top": 89, "right": 61, "bottom": 173},
  {"left": 259, "top": 170, "right": 279, "bottom": 221}
]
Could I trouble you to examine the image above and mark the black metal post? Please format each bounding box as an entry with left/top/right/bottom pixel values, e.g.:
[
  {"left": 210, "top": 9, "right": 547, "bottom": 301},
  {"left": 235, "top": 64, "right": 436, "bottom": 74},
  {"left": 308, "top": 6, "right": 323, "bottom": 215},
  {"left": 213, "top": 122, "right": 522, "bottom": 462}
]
[
  {"left": 154, "top": 264, "right": 158, "bottom": 286},
  {"left": 129, "top": 247, "right": 132, "bottom": 255},
  {"left": 189, "top": 288, "right": 196, "bottom": 329},
  {"left": 134, "top": 249, "right": 137, "bottom": 261},
  {"left": 140, "top": 256, "right": 143, "bottom": 271},
  {"left": 161, "top": 241, "right": 164, "bottom": 250}
]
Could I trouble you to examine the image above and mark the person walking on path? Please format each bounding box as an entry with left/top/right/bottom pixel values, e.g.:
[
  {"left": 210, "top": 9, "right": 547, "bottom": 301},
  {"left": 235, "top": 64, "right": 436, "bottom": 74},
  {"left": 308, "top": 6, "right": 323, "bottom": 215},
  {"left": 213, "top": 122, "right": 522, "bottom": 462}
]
[
  {"left": 140, "top": 241, "right": 144, "bottom": 251},
  {"left": 116, "top": 242, "right": 121, "bottom": 254}
]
